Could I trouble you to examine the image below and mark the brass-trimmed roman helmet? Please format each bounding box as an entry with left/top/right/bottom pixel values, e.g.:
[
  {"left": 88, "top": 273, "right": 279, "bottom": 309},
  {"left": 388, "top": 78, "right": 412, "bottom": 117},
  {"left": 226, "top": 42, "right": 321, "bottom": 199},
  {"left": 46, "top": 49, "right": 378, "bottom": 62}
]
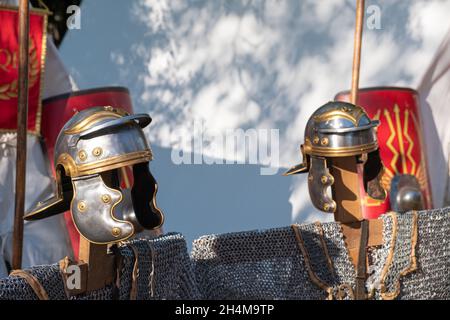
[
  {"left": 284, "top": 101, "right": 386, "bottom": 213},
  {"left": 25, "top": 106, "right": 164, "bottom": 244}
]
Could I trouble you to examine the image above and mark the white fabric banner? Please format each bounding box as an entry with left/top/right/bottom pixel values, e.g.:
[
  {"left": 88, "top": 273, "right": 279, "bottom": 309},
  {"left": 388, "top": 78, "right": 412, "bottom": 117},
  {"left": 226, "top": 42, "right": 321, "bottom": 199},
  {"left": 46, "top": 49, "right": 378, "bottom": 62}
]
[
  {"left": 0, "top": 0, "right": 76, "bottom": 277},
  {"left": 417, "top": 28, "right": 450, "bottom": 208}
]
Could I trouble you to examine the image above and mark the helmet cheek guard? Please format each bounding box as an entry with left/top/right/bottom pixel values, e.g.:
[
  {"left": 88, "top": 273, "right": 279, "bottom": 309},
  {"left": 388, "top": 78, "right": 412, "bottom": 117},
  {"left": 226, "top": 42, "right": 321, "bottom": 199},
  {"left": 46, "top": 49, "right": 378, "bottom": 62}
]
[
  {"left": 363, "top": 150, "right": 387, "bottom": 201},
  {"left": 131, "top": 162, "right": 164, "bottom": 230},
  {"left": 308, "top": 156, "right": 336, "bottom": 213},
  {"left": 71, "top": 174, "right": 134, "bottom": 244}
]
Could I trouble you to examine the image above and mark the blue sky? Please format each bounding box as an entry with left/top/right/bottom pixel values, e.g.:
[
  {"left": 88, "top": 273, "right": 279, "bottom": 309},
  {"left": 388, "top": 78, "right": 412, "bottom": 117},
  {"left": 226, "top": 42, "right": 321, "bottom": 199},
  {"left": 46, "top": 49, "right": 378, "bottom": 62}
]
[{"left": 59, "top": 0, "right": 450, "bottom": 246}]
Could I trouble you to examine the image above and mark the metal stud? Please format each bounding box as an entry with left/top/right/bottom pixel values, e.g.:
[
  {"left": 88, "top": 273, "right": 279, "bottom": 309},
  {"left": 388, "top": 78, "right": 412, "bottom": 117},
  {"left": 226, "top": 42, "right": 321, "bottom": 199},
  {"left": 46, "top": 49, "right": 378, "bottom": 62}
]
[
  {"left": 313, "top": 136, "right": 320, "bottom": 144},
  {"left": 321, "top": 175, "right": 334, "bottom": 185},
  {"left": 78, "top": 150, "right": 87, "bottom": 161},
  {"left": 101, "top": 194, "right": 111, "bottom": 204},
  {"left": 112, "top": 227, "right": 121, "bottom": 237},
  {"left": 77, "top": 201, "right": 87, "bottom": 212},
  {"left": 92, "top": 147, "right": 103, "bottom": 157},
  {"left": 320, "top": 137, "right": 329, "bottom": 146}
]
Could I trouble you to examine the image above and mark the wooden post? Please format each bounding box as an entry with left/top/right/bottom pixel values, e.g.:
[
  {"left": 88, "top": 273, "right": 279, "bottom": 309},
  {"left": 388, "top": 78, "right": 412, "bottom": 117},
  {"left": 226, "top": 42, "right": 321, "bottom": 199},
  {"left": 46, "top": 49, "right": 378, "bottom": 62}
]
[
  {"left": 330, "top": 156, "right": 383, "bottom": 256},
  {"left": 330, "top": 157, "right": 363, "bottom": 264},
  {"left": 331, "top": 0, "right": 385, "bottom": 300},
  {"left": 329, "top": 156, "right": 381, "bottom": 300},
  {"left": 78, "top": 238, "right": 115, "bottom": 292},
  {"left": 12, "top": 0, "right": 30, "bottom": 271},
  {"left": 331, "top": 157, "right": 363, "bottom": 223},
  {"left": 59, "top": 238, "right": 116, "bottom": 296},
  {"left": 336, "top": 3, "right": 377, "bottom": 298}
]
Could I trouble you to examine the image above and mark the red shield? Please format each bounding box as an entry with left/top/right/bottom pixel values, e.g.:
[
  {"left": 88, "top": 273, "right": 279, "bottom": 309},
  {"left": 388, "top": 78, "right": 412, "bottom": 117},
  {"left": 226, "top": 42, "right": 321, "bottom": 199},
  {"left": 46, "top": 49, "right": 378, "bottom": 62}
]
[
  {"left": 335, "top": 87, "right": 432, "bottom": 218},
  {"left": 0, "top": 6, "right": 48, "bottom": 134}
]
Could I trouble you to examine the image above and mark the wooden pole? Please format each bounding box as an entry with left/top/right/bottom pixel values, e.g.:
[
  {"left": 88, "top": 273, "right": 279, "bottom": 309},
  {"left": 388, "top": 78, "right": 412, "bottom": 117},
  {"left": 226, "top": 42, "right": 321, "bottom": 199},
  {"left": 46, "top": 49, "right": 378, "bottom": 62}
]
[
  {"left": 350, "top": 0, "right": 365, "bottom": 105},
  {"left": 12, "top": 0, "right": 30, "bottom": 270},
  {"left": 335, "top": 0, "right": 371, "bottom": 300}
]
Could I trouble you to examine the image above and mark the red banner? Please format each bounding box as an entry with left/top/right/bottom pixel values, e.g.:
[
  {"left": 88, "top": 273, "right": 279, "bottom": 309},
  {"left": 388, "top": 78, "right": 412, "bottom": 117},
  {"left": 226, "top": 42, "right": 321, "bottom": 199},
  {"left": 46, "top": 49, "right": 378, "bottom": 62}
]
[{"left": 0, "top": 6, "right": 48, "bottom": 134}]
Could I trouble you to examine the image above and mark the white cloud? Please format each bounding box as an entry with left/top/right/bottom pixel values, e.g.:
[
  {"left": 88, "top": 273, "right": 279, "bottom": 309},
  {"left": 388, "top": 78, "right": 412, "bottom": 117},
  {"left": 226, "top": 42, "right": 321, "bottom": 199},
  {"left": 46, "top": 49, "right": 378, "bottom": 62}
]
[
  {"left": 120, "top": 0, "right": 450, "bottom": 223},
  {"left": 406, "top": 0, "right": 450, "bottom": 84},
  {"left": 110, "top": 52, "right": 125, "bottom": 66}
]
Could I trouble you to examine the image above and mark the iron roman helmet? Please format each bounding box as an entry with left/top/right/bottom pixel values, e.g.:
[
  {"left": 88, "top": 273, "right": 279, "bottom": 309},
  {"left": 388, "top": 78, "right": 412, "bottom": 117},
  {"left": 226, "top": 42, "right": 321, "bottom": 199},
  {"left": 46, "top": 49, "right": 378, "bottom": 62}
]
[
  {"left": 284, "top": 101, "right": 386, "bottom": 213},
  {"left": 24, "top": 106, "right": 164, "bottom": 244}
]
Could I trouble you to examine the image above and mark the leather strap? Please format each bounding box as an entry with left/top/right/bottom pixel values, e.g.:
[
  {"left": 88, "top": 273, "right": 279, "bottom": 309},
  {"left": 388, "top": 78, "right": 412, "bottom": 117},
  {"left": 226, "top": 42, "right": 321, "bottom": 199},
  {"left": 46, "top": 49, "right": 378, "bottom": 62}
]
[
  {"left": 355, "top": 219, "right": 369, "bottom": 299},
  {"left": 129, "top": 244, "right": 139, "bottom": 300},
  {"left": 10, "top": 269, "right": 49, "bottom": 300}
]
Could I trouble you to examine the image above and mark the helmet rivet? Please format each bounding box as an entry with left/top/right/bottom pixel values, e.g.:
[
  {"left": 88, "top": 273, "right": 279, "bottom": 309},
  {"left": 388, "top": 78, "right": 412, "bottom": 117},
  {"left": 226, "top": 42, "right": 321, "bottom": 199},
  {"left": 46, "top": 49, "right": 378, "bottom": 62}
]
[
  {"left": 341, "top": 106, "right": 349, "bottom": 112},
  {"left": 77, "top": 201, "right": 87, "bottom": 212},
  {"left": 320, "top": 137, "right": 329, "bottom": 146},
  {"left": 323, "top": 203, "right": 330, "bottom": 211},
  {"left": 321, "top": 175, "right": 328, "bottom": 184},
  {"left": 112, "top": 227, "right": 121, "bottom": 237},
  {"left": 92, "top": 147, "right": 103, "bottom": 157},
  {"left": 101, "top": 194, "right": 111, "bottom": 204},
  {"left": 78, "top": 150, "right": 87, "bottom": 161},
  {"left": 313, "top": 136, "right": 320, "bottom": 144}
]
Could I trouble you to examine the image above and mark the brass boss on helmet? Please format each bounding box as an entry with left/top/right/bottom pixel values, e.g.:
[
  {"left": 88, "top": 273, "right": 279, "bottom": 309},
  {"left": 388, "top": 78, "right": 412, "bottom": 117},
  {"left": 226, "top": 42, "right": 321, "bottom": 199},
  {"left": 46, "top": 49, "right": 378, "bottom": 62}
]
[
  {"left": 285, "top": 101, "right": 386, "bottom": 213},
  {"left": 25, "top": 106, "right": 164, "bottom": 244}
]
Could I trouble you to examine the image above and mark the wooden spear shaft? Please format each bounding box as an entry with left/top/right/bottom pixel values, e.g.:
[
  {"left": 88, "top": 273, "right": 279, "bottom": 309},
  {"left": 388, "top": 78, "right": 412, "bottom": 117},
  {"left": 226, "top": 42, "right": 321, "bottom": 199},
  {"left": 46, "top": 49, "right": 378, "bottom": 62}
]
[
  {"left": 352, "top": 0, "right": 369, "bottom": 300},
  {"left": 350, "top": 0, "right": 365, "bottom": 105},
  {"left": 12, "top": 0, "right": 30, "bottom": 270},
  {"left": 333, "top": 0, "right": 368, "bottom": 300}
]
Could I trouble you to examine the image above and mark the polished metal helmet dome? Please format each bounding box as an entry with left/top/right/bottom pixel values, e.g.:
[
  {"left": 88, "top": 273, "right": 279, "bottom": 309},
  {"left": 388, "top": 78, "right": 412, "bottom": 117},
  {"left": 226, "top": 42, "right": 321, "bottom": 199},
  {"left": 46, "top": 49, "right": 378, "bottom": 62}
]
[
  {"left": 285, "top": 101, "right": 380, "bottom": 175},
  {"left": 304, "top": 101, "right": 379, "bottom": 156},
  {"left": 54, "top": 106, "right": 152, "bottom": 178},
  {"left": 25, "top": 106, "right": 164, "bottom": 244}
]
